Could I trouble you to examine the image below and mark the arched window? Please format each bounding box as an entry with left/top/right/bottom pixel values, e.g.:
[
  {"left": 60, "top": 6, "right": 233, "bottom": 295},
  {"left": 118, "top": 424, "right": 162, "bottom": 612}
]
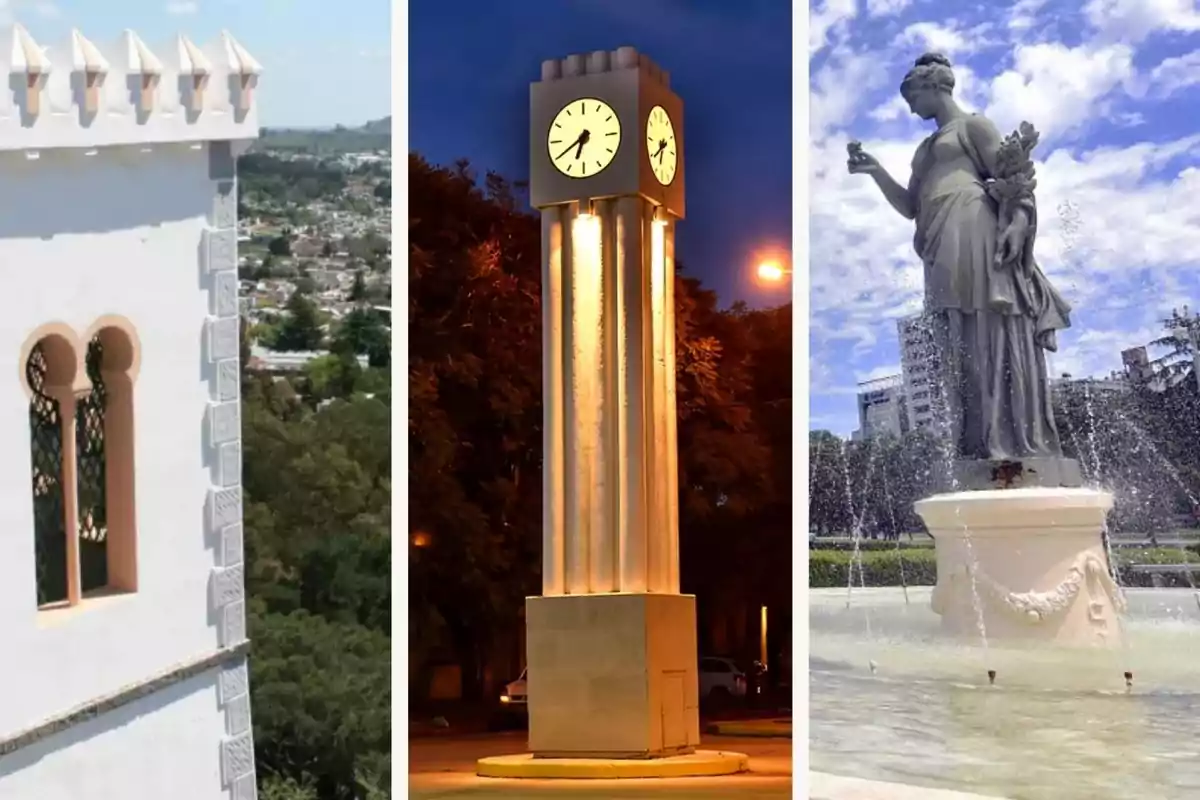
[
  {"left": 25, "top": 322, "right": 139, "bottom": 609},
  {"left": 28, "top": 341, "right": 68, "bottom": 606},
  {"left": 76, "top": 335, "right": 109, "bottom": 593}
]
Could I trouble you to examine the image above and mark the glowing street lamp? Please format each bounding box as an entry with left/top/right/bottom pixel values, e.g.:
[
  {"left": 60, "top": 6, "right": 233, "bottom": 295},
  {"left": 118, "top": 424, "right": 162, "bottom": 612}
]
[{"left": 754, "top": 258, "right": 791, "bottom": 286}]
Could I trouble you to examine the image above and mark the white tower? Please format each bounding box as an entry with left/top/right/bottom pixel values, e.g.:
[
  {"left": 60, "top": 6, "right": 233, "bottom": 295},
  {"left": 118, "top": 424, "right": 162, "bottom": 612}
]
[
  {"left": 0, "top": 25, "right": 261, "bottom": 799},
  {"left": 525, "top": 47, "right": 699, "bottom": 758}
]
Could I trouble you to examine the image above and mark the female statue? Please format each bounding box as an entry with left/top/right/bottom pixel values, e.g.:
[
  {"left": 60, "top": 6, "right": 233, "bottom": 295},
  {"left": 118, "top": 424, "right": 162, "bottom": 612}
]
[{"left": 848, "top": 52, "right": 1072, "bottom": 462}]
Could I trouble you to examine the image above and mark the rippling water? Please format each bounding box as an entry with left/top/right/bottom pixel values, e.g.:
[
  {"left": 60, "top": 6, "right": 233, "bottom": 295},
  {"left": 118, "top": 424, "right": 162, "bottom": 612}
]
[{"left": 810, "top": 587, "right": 1200, "bottom": 800}]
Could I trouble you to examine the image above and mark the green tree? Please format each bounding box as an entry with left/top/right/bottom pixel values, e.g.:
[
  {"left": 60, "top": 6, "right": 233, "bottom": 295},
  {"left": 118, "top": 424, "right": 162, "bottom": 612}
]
[
  {"left": 268, "top": 235, "right": 292, "bottom": 257},
  {"left": 303, "top": 353, "right": 362, "bottom": 402},
  {"left": 408, "top": 153, "right": 793, "bottom": 695},
  {"left": 274, "top": 293, "right": 324, "bottom": 351},
  {"left": 409, "top": 156, "right": 544, "bottom": 701},
  {"left": 1148, "top": 308, "right": 1200, "bottom": 388},
  {"left": 350, "top": 270, "right": 367, "bottom": 302},
  {"left": 331, "top": 307, "right": 389, "bottom": 367},
  {"left": 248, "top": 603, "right": 390, "bottom": 800}
]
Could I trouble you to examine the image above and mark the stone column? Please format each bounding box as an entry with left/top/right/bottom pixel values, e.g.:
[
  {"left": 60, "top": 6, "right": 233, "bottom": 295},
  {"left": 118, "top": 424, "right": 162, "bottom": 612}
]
[{"left": 529, "top": 199, "right": 697, "bottom": 759}]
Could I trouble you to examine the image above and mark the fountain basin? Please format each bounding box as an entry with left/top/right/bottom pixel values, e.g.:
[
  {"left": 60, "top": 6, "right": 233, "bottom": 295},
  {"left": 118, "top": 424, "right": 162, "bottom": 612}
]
[
  {"left": 915, "top": 487, "right": 1120, "bottom": 647},
  {"left": 811, "top": 586, "right": 1200, "bottom": 798}
]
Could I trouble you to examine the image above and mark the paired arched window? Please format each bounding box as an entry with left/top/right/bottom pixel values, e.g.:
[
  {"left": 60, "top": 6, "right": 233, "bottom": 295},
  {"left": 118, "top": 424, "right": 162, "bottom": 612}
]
[{"left": 25, "top": 322, "right": 139, "bottom": 609}]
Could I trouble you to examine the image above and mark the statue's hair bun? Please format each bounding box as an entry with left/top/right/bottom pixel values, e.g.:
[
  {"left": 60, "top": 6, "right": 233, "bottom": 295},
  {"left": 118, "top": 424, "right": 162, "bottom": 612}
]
[{"left": 915, "top": 52, "right": 952, "bottom": 69}]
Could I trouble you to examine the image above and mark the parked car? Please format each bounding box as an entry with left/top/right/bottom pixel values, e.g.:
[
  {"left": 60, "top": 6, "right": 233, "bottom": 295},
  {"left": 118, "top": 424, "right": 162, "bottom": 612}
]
[
  {"left": 500, "top": 667, "right": 527, "bottom": 707},
  {"left": 698, "top": 656, "right": 747, "bottom": 707}
]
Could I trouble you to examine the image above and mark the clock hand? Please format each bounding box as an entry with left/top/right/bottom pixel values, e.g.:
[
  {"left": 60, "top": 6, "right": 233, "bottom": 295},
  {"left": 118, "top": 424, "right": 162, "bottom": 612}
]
[
  {"left": 652, "top": 139, "right": 667, "bottom": 164},
  {"left": 556, "top": 134, "right": 583, "bottom": 161},
  {"left": 573, "top": 129, "right": 591, "bottom": 160}
]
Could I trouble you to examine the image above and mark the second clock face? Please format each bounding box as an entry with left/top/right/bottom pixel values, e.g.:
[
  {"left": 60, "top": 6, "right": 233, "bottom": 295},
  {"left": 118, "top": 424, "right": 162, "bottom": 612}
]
[
  {"left": 547, "top": 98, "right": 621, "bottom": 179},
  {"left": 646, "top": 105, "right": 677, "bottom": 186}
]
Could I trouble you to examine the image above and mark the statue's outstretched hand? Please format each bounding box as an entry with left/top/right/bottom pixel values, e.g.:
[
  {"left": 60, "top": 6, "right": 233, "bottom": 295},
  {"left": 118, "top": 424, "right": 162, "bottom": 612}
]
[{"left": 847, "top": 141, "right": 882, "bottom": 176}]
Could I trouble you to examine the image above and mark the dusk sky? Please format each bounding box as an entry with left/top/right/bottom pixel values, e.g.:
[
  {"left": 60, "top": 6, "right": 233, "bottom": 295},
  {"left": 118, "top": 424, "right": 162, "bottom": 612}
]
[{"left": 409, "top": 0, "right": 792, "bottom": 305}]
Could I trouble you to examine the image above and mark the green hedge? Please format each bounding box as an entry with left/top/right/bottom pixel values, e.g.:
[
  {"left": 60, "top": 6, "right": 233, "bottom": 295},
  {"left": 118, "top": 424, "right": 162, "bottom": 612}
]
[
  {"left": 811, "top": 548, "right": 1200, "bottom": 589},
  {"left": 810, "top": 538, "right": 934, "bottom": 552}
]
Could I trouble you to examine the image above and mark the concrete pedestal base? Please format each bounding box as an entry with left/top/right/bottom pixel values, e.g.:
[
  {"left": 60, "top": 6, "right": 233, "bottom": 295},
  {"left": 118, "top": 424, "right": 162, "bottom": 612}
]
[
  {"left": 476, "top": 750, "right": 748, "bottom": 779},
  {"left": 524, "top": 592, "right": 701, "bottom": 758},
  {"left": 915, "top": 487, "right": 1123, "bottom": 647}
]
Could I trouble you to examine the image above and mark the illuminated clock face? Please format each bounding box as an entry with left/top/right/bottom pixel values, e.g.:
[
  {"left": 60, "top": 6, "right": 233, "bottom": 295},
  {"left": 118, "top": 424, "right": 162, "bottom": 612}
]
[
  {"left": 646, "top": 105, "right": 677, "bottom": 186},
  {"left": 547, "top": 97, "right": 621, "bottom": 178}
]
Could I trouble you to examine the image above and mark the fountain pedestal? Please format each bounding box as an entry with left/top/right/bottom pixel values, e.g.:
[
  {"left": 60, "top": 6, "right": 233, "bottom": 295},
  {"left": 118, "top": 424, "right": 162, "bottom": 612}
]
[{"left": 915, "top": 487, "right": 1123, "bottom": 647}]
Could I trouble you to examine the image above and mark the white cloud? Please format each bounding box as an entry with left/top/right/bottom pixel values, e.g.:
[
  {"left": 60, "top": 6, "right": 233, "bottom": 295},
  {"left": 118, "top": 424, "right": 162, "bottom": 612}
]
[
  {"left": 1084, "top": 0, "right": 1200, "bottom": 42},
  {"left": 811, "top": 48, "right": 891, "bottom": 138},
  {"left": 867, "top": 0, "right": 912, "bottom": 17},
  {"left": 1148, "top": 50, "right": 1200, "bottom": 96},
  {"left": 166, "top": 1, "right": 199, "bottom": 14},
  {"left": 0, "top": 0, "right": 59, "bottom": 23},
  {"left": 810, "top": 0, "right": 858, "bottom": 56},
  {"left": 1009, "top": 0, "right": 1052, "bottom": 31},
  {"left": 984, "top": 42, "right": 1135, "bottom": 141},
  {"left": 894, "top": 21, "right": 993, "bottom": 57}
]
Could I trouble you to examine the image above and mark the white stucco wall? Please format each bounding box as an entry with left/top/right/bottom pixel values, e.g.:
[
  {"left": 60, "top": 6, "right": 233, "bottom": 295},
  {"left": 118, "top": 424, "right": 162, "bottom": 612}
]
[
  {"left": 0, "top": 144, "right": 226, "bottom": 734},
  {"left": 0, "top": 668, "right": 231, "bottom": 799}
]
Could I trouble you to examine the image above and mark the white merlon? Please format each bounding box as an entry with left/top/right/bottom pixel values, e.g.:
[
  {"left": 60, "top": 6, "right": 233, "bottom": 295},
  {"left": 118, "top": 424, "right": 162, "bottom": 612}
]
[
  {"left": 124, "top": 30, "right": 163, "bottom": 75},
  {"left": 177, "top": 34, "right": 211, "bottom": 76},
  {"left": 70, "top": 30, "right": 109, "bottom": 73},
  {"left": 0, "top": 24, "right": 261, "bottom": 152},
  {"left": 539, "top": 46, "right": 670, "bottom": 87}
]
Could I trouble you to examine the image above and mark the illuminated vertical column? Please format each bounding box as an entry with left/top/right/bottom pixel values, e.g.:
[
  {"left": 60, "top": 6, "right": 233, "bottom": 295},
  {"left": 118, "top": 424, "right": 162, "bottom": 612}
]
[
  {"left": 663, "top": 219, "right": 680, "bottom": 593},
  {"left": 569, "top": 211, "right": 604, "bottom": 594},
  {"left": 541, "top": 208, "right": 565, "bottom": 596},
  {"left": 561, "top": 204, "right": 586, "bottom": 594},
  {"left": 617, "top": 197, "right": 648, "bottom": 592},
  {"left": 647, "top": 213, "right": 671, "bottom": 593},
  {"left": 592, "top": 200, "right": 619, "bottom": 592}
]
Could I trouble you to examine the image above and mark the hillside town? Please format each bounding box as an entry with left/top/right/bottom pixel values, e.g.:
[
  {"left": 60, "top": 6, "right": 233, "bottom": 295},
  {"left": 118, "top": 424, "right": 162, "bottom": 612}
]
[{"left": 236, "top": 140, "right": 392, "bottom": 372}]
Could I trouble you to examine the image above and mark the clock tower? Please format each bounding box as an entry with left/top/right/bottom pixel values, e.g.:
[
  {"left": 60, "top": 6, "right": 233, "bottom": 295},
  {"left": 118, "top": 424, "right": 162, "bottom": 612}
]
[{"left": 524, "top": 47, "right": 697, "bottom": 759}]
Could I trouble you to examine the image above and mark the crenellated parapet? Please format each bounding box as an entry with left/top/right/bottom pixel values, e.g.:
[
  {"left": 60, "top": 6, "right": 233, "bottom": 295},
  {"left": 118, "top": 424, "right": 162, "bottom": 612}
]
[{"left": 1, "top": 24, "right": 261, "bottom": 152}]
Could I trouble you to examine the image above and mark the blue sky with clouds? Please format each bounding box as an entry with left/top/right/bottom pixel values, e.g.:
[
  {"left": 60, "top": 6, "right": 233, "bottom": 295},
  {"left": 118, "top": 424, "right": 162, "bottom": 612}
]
[
  {"left": 0, "top": 0, "right": 390, "bottom": 127},
  {"left": 810, "top": 0, "right": 1200, "bottom": 434}
]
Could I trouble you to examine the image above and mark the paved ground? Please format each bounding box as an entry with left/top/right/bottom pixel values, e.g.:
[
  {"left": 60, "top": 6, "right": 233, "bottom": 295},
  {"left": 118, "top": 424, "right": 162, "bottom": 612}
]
[
  {"left": 408, "top": 731, "right": 793, "bottom": 799},
  {"left": 705, "top": 718, "right": 792, "bottom": 738}
]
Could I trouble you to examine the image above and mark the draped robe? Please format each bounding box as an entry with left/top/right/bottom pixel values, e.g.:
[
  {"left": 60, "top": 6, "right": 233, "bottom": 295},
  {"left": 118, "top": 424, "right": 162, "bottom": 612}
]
[{"left": 908, "top": 114, "right": 1072, "bottom": 460}]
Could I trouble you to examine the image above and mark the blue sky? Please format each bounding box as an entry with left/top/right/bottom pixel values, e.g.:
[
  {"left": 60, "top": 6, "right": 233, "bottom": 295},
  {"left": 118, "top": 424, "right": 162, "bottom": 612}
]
[
  {"left": 810, "top": 0, "right": 1200, "bottom": 434},
  {"left": 0, "top": 0, "right": 390, "bottom": 127},
  {"left": 409, "top": 0, "right": 792, "bottom": 304}
]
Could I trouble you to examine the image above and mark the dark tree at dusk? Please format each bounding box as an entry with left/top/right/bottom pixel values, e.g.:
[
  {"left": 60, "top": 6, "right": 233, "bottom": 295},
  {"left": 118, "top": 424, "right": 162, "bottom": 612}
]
[{"left": 407, "top": 154, "right": 794, "bottom": 701}]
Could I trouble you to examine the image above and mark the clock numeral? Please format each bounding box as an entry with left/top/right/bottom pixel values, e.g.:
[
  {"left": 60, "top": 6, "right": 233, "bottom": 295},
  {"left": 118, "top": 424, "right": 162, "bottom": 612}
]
[
  {"left": 550, "top": 139, "right": 562, "bottom": 144},
  {"left": 605, "top": 115, "right": 612, "bottom": 121},
  {"left": 596, "top": 160, "right": 602, "bottom": 168},
  {"left": 606, "top": 148, "right": 613, "bottom": 153},
  {"left": 605, "top": 131, "right": 617, "bottom": 136}
]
